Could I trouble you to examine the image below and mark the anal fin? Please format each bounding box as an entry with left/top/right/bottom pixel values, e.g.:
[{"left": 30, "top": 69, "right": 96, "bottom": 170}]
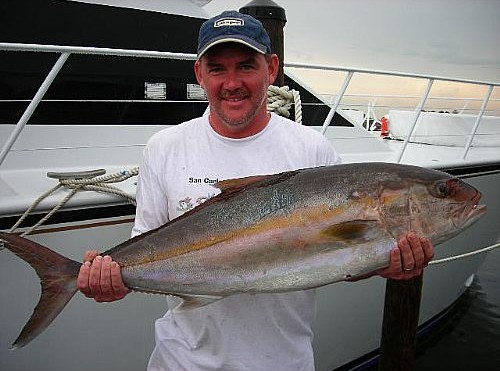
[{"left": 173, "top": 294, "right": 224, "bottom": 312}]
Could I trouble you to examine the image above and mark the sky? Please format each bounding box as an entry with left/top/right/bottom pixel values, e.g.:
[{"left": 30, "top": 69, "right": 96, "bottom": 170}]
[
  {"left": 203, "top": 0, "right": 500, "bottom": 115},
  {"left": 204, "top": 0, "right": 499, "bottom": 83}
]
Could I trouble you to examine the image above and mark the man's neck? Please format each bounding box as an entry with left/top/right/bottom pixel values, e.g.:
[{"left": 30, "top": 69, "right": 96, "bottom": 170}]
[{"left": 209, "top": 112, "right": 271, "bottom": 139}]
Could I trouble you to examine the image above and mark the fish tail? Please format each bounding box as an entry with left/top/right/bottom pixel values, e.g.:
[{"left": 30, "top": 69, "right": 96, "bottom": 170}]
[{"left": 0, "top": 232, "right": 81, "bottom": 349}]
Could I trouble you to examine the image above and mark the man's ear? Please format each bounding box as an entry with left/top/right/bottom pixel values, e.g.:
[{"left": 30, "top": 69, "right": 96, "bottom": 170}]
[
  {"left": 268, "top": 54, "right": 280, "bottom": 85},
  {"left": 194, "top": 59, "right": 204, "bottom": 88}
]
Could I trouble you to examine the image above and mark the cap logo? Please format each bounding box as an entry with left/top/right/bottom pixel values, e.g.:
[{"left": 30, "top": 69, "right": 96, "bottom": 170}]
[{"left": 214, "top": 18, "right": 244, "bottom": 27}]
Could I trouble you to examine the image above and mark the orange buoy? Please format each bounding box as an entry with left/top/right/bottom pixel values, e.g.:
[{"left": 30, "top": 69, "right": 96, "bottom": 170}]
[{"left": 380, "top": 116, "right": 390, "bottom": 137}]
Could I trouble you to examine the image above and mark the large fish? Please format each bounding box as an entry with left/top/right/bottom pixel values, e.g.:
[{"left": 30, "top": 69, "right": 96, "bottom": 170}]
[{"left": 0, "top": 162, "right": 486, "bottom": 348}]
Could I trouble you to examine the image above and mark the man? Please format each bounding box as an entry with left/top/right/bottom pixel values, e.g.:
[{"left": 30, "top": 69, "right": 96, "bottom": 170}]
[{"left": 78, "top": 10, "right": 434, "bottom": 370}]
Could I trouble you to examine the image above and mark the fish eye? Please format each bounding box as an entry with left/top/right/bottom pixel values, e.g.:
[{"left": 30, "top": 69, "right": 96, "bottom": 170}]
[{"left": 435, "top": 181, "right": 450, "bottom": 198}]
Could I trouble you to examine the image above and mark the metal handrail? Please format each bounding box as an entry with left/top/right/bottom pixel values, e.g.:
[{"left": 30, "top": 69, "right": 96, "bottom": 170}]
[
  {"left": 462, "top": 85, "right": 495, "bottom": 159},
  {"left": 321, "top": 71, "right": 353, "bottom": 134},
  {"left": 0, "top": 42, "right": 196, "bottom": 61},
  {"left": 396, "top": 79, "right": 435, "bottom": 163},
  {"left": 286, "top": 60, "right": 499, "bottom": 87},
  {"left": 0, "top": 42, "right": 498, "bottom": 166},
  {"left": 0, "top": 52, "right": 69, "bottom": 165},
  {"left": 1, "top": 42, "right": 498, "bottom": 87},
  {"left": 286, "top": 64, "right": 498, "bottom": 162},
  {"left": 0, "top": 43, "right": 198, "bottom": 166}
]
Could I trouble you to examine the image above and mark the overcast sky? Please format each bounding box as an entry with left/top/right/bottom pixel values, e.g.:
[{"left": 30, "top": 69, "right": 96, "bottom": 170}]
[{"left": 204, "top": 0, "right": 500, "bottom": 86}]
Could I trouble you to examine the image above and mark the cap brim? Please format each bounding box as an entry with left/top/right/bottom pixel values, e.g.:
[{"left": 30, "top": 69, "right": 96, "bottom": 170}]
[{"left": 197, "top": 37, "right": 267, "bottom": 58}]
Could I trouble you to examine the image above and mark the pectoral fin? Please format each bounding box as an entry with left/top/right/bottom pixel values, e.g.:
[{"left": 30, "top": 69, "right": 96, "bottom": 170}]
[{"left": 321, "top": 220, "right": 385, "bottom": 245}]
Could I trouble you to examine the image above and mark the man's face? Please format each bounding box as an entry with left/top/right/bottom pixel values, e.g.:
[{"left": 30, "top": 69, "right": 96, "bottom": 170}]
[{"left": 195, "top": 43, "right": 278, "bottom": 138}]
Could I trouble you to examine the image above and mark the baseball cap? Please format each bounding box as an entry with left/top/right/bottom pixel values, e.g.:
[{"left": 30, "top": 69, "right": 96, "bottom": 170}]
[{"left": 197, "top": 10, "right": 272, "bottom": 58}]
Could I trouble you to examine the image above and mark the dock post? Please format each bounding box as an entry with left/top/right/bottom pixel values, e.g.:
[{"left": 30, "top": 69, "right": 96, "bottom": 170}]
[
  {"left": 378, "top": 275, "right": 423, "bottom": 371},
  {"left": 239, "top": 0, "right": 287, "bottom": 87}
]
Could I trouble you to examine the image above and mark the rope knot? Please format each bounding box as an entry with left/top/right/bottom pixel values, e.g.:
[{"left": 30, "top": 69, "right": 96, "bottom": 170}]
[
  {"left": 267, "top": 85, "right": 302, "bottom": 124},
  {"left": 9, "top": 167, "right": 139, "bottom": 236}
]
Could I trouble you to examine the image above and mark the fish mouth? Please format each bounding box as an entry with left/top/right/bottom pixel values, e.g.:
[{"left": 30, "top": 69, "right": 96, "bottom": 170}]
[
  {"left": 467, "top": 203, "right": 487, "bottom": 220},
  {"left": 461, "top": 189, "right": 487, "bottom": 229}
]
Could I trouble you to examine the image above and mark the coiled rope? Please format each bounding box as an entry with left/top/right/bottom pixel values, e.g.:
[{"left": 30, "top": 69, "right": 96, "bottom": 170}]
[
  {"left": 267, "top": 85, "right": 302, "bottom": 124},
  {"left": 7, "top": 168, "right": 138, "bottom": 237}
]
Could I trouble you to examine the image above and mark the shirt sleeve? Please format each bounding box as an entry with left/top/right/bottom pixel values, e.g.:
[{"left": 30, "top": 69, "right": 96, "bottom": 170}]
[
  {"left": 315, "top": 133, "right": 342, "bottom": 166},
  {"left": 131, "top": 144, "right": 170, "bottom": 238}
]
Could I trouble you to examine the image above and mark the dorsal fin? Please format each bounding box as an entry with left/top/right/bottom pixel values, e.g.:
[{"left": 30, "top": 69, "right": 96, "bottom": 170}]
[
  {"left": 214, "top": 175, "right": 273, "bottom": 193},
  {"left": 214, "top": 170, "right": 301, "bottom": 194}
]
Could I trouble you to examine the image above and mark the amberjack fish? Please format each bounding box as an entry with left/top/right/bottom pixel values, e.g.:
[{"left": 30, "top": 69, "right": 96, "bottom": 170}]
[{"left": 0, "top": 162, "right": 486, "bottom": 348}]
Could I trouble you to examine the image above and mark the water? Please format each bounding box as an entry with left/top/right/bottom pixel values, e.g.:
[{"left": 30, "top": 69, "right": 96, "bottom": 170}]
[{"left": 414, "top": 250, "right": 500, "bottom": 370}]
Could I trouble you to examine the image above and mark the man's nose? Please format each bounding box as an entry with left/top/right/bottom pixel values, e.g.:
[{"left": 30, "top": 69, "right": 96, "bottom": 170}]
[{"left": 223, "top": 71, "right": 243, "bottom": 90}]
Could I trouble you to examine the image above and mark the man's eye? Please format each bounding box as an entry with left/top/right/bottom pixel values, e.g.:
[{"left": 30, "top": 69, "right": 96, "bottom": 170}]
[{"left": 208, "top": 67, "right": 223, "bottom": 73}]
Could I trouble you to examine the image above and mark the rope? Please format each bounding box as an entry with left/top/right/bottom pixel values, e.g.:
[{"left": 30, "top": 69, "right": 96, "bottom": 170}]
[
  {"left": 267, "top": 85, "right": 302, "bottom": 124},
  {"left": 79, "top": 184, "right": 136, "bottom": 205},
  {"left": 58, "top": 168, "right": 138, "bottom": 186},
  {"left": 4, "top": 167, "right": 139, "bottom": 238},
  {"left": 429, "top": 242, "right": 500, "bottom": 265},
  {"left": 292, "top": 89, "right": 303, "bottom": 124},
  {"left": 8, "top": 183, "right": 63, "bottom": 233},
  {"left": 58, "top": 168, "right": 139, "bottom": 206},
  {"left": 15, "top": 186, "right": 82, "bottom": 236}
]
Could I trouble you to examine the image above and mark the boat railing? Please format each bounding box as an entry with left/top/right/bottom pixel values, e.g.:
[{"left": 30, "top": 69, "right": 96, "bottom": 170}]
[
  {"left": 318, "top": 94, "right": 500, "bottom": 133},
  {"left": 285, "top": 61, "right": 499, "bottom": 162},
  {"left": 0, "top": 42, "right": 499, "bottom": 166}
]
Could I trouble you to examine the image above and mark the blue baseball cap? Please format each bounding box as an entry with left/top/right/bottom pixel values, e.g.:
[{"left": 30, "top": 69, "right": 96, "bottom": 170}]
[{"left": 197, "top": 10, "right": 272, "bottom": 58}]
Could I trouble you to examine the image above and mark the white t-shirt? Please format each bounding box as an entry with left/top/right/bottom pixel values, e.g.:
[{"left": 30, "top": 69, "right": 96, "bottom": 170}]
[{"left": 132, "top": 113, "right": 341, "bottom": 371}]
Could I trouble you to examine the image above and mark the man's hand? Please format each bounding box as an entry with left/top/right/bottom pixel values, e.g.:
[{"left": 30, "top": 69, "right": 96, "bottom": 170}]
[
  {"left": 77, "top": 250, "right": 130, "bottom": 302},
  {"left": 377, "top": 232, "right": 435, "bottom": 280}
]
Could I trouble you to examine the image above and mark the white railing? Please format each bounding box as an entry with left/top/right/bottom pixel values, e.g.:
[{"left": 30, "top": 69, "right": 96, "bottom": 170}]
[
  {"left": 319, "top": 94, "right": 500, "bottom": 115},
  {"left": 285, "top": 61, "right": 499, "bottom": 162},
  {"left": 1, "top": 42, "right": 499, "bottom": 166}
]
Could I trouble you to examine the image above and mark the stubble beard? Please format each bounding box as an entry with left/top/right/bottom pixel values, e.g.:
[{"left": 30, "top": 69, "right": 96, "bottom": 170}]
[{"left": 211, "top": 83, "right": 269, "bottom": 130}]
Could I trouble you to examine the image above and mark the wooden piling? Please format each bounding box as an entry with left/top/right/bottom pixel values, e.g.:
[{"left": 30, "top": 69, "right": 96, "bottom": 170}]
[
  {"left": 239, "top": 0, "right": 287, "bottom": 87},
  {"left": 378, "top": 275, "right": 424, "bottom": 371}
]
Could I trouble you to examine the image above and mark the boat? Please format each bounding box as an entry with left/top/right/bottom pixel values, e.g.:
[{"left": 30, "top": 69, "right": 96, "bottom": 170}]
[{"left": 1, "top": 1, "right": 499, "bottom": 370}]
